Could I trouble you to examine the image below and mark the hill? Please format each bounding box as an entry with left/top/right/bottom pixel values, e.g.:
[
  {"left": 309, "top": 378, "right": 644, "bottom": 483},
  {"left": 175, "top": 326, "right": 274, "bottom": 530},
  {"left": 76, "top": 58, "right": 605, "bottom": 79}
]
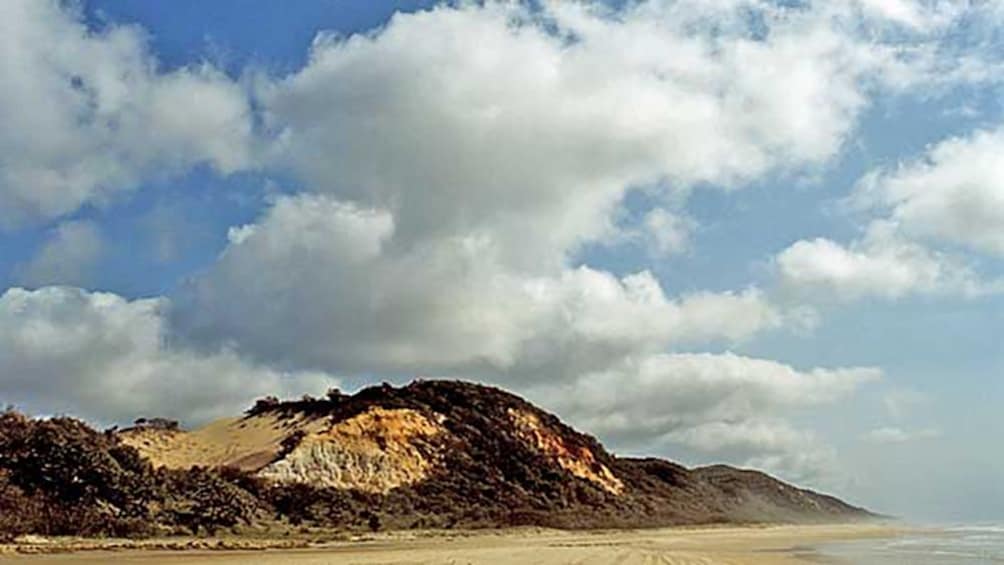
[{"left": 1, "top": 380, "right": 872, "bottom": 539}]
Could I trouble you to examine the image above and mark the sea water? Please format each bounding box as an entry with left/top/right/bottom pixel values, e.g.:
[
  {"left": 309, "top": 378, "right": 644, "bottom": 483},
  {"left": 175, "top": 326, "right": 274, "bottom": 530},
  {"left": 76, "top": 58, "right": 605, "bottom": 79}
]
[{"left": 817, "top": 525, "right": 1004, "bottom": 564}]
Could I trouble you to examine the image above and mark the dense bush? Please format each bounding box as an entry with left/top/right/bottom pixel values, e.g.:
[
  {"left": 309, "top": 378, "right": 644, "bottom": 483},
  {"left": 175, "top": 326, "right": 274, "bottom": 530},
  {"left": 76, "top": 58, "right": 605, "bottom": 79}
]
[
  {"left": 159, "top": 467, "right": 263, "bottom": 535},
  {"left": 0, "top": 408, "right": 263, "bottom": 538},
  {"left": 0, "top": 470, "right": 45, "bottom": 541}
]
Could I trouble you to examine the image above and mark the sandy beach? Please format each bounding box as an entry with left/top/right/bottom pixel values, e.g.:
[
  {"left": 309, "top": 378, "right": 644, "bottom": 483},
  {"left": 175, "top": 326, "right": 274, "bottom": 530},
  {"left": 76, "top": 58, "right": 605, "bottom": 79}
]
[{"left": 0, "top": 523, "right": 900, "bottom": 564}]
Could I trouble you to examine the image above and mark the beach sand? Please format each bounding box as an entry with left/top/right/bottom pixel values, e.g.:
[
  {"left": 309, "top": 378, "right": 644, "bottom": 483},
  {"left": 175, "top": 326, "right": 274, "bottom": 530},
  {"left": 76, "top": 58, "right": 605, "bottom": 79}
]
[{"left": 0, "top": 523, "right": 899, "bottom": 564}]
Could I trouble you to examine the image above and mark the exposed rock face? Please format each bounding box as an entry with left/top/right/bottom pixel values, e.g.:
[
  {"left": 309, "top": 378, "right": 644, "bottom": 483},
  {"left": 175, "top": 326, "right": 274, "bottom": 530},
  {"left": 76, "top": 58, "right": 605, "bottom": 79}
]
[
  {"left": 508, "top": 408, "right": 623, "bottom": 495},
  {"left": 259, "top": 407, "right": 444, "bottom": 492},
  {"left": 121, "top": 406, "right": 446, "bottom": 494},
  {"left": 119, "top": 379, "right": 874, "bottom": 528}
]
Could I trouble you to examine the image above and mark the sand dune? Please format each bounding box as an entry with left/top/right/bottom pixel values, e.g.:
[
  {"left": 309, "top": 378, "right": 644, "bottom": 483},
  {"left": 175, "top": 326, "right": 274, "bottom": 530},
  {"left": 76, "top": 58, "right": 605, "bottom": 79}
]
[{"left": 1, "top": 524, "right": 897, "bottom": 564}]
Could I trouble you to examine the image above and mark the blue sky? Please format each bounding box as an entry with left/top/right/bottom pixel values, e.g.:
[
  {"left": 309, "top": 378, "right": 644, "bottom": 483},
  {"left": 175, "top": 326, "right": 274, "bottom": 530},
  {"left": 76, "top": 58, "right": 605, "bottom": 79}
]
[{"left": 0, "top": 0, "right": 1002, "bottom": 522}]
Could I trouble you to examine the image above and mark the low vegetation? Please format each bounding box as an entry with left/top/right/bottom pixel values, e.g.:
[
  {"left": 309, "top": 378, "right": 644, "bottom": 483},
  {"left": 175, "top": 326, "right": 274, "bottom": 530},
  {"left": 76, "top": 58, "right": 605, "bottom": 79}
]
[{"left": 0, "top": 408, "right": 262, "bottom": 539}]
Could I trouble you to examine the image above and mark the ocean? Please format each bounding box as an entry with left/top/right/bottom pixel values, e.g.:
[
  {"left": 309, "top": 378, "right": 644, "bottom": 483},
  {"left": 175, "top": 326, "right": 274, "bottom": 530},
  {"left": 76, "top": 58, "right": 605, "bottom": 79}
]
[{"left": 817, "top": 525, "right": 1004, "bottom": 564}]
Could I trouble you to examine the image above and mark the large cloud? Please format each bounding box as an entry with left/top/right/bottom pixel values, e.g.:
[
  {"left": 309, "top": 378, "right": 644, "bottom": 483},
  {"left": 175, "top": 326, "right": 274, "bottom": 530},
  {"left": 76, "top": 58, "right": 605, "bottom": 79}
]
[
  {"left": 855, "top": 127, "right": 1004, "bottom": 257},
  {"left": 774, "top": 124, "right": 1004, "bottom": 301},
  {"left": 178, "top": 0, "right": 922, "bottom": 371},
  {"left": 177, "top": 194, "right": 793, "bottom": 378},
  {"left": 0, "top": 287, "right": 335, "bottom": 424},
  {"left": 256, "top": 2, "right": 908, "bottom": 270},
  {"left": 0, "top": 0, "right": 252, "bottom": 228},
  {"left": 775, "top": 222, "right": 995, "bottom": 300},
  {"left": 525, "top": 352, "right": 880, "bottom": 483}
]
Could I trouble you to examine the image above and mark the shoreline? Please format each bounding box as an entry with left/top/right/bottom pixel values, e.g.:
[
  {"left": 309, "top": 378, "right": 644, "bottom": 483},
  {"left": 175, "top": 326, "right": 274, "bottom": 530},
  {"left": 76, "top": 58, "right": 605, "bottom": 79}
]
[{"left": 0, "top": 523, "right": 908, "bottom": 564}]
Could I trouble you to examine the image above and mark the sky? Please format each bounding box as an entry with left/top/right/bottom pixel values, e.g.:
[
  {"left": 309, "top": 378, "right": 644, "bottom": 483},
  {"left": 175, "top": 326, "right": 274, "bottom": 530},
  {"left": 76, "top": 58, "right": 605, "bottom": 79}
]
[{"left": 0, "top": 0, "right": 1002, "bottom": 523}]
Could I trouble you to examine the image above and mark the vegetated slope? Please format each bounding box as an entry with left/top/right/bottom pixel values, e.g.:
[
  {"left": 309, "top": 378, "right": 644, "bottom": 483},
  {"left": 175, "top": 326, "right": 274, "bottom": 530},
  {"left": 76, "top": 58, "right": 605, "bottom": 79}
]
[
  {"left": 0, "top": 410, "right": 264, "bottom": 539},
  {"left": 118, "top": 380, "right": 873, "bottom": 530}
]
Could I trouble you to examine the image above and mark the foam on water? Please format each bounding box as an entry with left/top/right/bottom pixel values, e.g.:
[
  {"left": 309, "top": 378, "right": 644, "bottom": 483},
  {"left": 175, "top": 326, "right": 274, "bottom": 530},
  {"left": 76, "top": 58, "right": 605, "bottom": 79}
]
[{"left": 818, "top": 524, "right": 1004, "bottom": 564}]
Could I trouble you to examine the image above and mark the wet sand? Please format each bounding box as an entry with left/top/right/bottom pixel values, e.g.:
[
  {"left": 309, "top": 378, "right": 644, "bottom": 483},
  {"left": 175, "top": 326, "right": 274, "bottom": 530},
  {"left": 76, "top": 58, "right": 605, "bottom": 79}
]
[{"left": 0, "top": 524, "right": 899, "bottom": 564}]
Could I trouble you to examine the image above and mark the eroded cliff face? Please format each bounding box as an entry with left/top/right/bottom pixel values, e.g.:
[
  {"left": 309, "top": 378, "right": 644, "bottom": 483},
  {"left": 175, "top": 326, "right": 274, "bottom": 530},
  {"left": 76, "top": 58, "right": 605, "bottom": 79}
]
[
  {"left": 259, "top": 407, "right": 445, "bottom": 492},
  {"left": 508, "top": 408, "right": 624, "bottom": 495},
  {"left": 121, "top": 406, "right": 448, "bottom": 493}
]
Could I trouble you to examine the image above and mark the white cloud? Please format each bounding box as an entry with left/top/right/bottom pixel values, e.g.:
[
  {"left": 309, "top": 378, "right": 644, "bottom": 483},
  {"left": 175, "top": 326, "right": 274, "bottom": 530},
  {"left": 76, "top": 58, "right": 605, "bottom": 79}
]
[
  {"left": 0, "top": 0, "right": 983, "bottom": 235},
  {"left": 0, "top": 286, "right": 336, "bottom": 424},
  {"left": 533, "top": 352, "right": 880, "bottom": 440},
  {"left": 776, "top": 222, "right": 996, "bottom": 300},
  {"left": 666, "top": 419, "right": 842, "bottom": 485},
  {"left": 0, "top": 0, "right": 252, "bottom": 228},
  {"left": 668, "top": 419, "right": 815, "bottom": 456},
  {"left": 257, "top": 1, "right": 908, "bottom": 272},
  {"left": 661, "top": 417, "right": 844, "bottom": 486},
  {"left": 854, "top": 127, "right": 1004, "bottom": 257},
  {"left": 526, "top": 351, "right": 880, "bottom": 483},
  {"left": 857, "top": 0, "right": 927, "bottom": 27},
  {"left": 178, "top": 0, "right": 913, "bottom": 379},
  {"left": 14, "top": 220, "right": 103, "bottom": 287},
  {"left": 667, "top": 288, "right": 795, "bottom": 342},
  {"left": 775, "top": 124, "right": 1004, "bottom": 302},
  {"left": 854, "top": 0, "right": 962, "bottom": 31},
  {"left": 176, "top": 194, "right": 791, "bottom": 379},
  {"left": 863, "top": 426, "right": 942, "bottom": 444},
  {"left": 640, "top": 208, "right": 697, "bottom": 257}
]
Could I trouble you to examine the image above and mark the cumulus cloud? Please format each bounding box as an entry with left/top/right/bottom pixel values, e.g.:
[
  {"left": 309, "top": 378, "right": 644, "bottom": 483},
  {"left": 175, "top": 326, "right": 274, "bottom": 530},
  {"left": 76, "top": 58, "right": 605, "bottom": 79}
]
[
  {"left": 854, "top": 127, "right": 1004, "bottom": 257},
  {"left": 257, "top": 1, "right": 912, "bottom": 271},
  {"left": 656, "top": 417, "right": 845, "bottom": 487},
  {"left": 14, "top": 220, "right": 103, "bottom": 287},
  {"left": 0, "top": 287, "right": 336, "bottom": 424},
  {"left": 666, "top": 419, "right": 843, "bottom": 486},
  {"left": 177, "top": 0, "right": 919, "bottom": 376},
  {"left": 853, "top": 0, "right": 962, "bottom": 31},
  {"left": 775, "top": 123, "right": 1004, "bottom": 301},
  {"left": 775, "top": 222, "right": 995, "bottom": 300},
  {"left": 532, "top": 352, "right": 880, "bottom": 441},
  {"left": 0, "top": 0, "right": 252, "bottom": 227},
  {"left": 525, "top": 352, "right": 880, "bottom": 483},
  {"left": 177, "top": 194, "right": 793, "bottom": 379}
]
